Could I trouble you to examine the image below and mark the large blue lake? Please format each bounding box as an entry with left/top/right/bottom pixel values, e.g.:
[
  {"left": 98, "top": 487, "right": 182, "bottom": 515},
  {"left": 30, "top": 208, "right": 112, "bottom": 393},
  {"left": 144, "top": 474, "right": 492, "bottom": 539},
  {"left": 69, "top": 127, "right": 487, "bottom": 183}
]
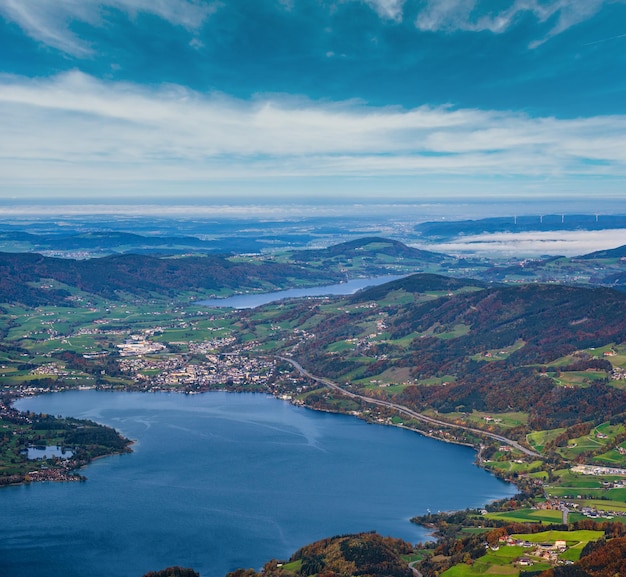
[{"left": 2, "top": 391, "right": 515, "bottom": 577}]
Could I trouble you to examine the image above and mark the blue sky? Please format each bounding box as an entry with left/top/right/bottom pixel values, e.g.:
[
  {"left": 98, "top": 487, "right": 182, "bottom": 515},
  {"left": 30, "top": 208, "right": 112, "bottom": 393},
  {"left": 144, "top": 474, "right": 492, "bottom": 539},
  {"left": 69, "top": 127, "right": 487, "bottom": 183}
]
[{"left": 0, "top": 0, "right": 625, "bottom": 201}]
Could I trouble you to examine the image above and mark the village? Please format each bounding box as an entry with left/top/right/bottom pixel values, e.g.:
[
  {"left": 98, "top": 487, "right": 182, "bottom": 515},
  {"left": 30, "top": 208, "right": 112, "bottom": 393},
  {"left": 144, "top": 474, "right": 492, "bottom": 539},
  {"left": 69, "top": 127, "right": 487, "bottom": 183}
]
[{"left": 492, "top": 533, "right": 571, "bottom": 568}]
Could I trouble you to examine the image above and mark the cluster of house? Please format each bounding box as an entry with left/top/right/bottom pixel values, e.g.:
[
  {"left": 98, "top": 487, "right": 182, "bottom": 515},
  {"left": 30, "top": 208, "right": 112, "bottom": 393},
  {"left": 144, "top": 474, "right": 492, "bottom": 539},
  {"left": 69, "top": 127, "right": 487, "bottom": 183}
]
[
  {"left": 482, "top": 415, "right": 503, "bottom": 424},
  {"left": 611, "top": 367, "right": 626, "bottom": 380},
  {"left": 117, "top": 334, "right": 166, "bottom": 356},
  {"left": 537, "top": 498, "right": 625, "bottom": 520},
  {"left": 494, "top": 536, "right": 569, "bottom": 567},
  {"left": 572, "top": 464, "right": 626, "bottom": 476},
  {"left": 30, "top": 363, "right": 69, "bottom": 377},
  {"left": 0, "top": 400, "right": 33, "bottom": 424},
  {"left": 117, "top": 338, "right": 276, "bottom": 391},
  {"left": 24, "top": 467, "right": 83, "bottom": 483},
  {"left": 288, "top": 328, "right": 316, "bottom": 353}
]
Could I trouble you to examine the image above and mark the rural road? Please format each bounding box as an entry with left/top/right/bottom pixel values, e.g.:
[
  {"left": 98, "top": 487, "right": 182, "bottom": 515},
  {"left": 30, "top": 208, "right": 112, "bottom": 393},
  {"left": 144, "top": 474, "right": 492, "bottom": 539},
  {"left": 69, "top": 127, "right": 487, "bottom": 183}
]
[{"left": 278, "top": 356, "right": 542, "bottom": 458}]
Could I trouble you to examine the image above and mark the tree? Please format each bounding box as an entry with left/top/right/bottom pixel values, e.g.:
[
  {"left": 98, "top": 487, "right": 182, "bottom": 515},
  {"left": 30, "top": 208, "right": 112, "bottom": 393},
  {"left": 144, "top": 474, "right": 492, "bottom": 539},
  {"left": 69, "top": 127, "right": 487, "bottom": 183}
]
[{"left": 141, "top": 567, "right": 200, "bottom": 577}]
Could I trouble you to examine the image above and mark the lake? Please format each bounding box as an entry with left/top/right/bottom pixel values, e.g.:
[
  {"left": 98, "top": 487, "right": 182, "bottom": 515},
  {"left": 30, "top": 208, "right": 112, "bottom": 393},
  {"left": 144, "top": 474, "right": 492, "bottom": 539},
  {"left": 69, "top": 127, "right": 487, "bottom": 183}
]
[
  {"left": 2, "top": 391, "right": 515, "bottom": 577},
  {"left": 197, "top": 276, "right": 405, "bottom": 309},
  {"left": 23, "top": 445, "right": 74, "bottom": 460}
]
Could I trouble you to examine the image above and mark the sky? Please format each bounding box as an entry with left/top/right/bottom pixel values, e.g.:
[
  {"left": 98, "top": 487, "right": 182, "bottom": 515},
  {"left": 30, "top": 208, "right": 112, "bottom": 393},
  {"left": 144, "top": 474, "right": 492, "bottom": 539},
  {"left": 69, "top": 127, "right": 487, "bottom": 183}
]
[{"left": 0, "top": 0, "right": 625, "bottom": 203}]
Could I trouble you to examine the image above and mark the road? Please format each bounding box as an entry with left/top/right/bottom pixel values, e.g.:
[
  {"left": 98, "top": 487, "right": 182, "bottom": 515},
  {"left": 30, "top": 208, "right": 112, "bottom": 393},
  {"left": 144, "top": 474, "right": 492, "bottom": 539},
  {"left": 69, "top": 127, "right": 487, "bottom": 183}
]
[
  {"left": 409, "top": 561, "right": 423, "bottom": 577},
  {"left": 278, "top": 356, "right": 542, "bottom": 458}
]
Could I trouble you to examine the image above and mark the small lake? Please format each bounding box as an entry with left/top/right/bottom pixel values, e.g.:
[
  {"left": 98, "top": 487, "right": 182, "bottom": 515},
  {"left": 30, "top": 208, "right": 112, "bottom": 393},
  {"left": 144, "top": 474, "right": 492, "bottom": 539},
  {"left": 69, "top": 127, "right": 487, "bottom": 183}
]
[
  {"left": 23, "top": 445, "right": 73, "bottom": 460},
  {"left": 2, "top": 391, "right": 515, "bottom": 577},
  {"left": 197, "top": 276, "right": 405, "bottom": 309}
]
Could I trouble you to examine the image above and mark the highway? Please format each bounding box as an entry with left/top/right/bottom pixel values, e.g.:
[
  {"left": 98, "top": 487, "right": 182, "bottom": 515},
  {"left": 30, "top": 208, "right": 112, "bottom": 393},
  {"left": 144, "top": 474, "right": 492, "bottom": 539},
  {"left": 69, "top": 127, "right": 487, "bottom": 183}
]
[{"left": 278, "top": 356, "right": 542, "bottom": 459}]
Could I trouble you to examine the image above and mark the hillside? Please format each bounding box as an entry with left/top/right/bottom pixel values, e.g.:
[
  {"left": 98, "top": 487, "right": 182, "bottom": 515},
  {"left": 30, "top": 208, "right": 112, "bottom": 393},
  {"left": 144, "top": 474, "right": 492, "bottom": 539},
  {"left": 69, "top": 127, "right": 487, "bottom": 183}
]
[
  {"left": 270, "top": 236, "right": 488, "bottom": 280},
  {"left": 289, "top": 237, "right": 449, "bottom": 263},
  {"left": 142, "top": 530, "right": 626, "bottom": 577},
  {"left": 350, "top": 273, "right": 486, "bottom": 302},
  {"left": 0, "top": 230, "right": 283, "bottom": 256},
  {"left": 242, "top": 274, "right": 626, "bottom": 433},
  {"left": 4, "top": 232, "right": 626, "bottom": 301},
  {"left": 226, "top": 532, "right": 414, "bottom": 577},
  {"left": 550, "top": 536, "right": 626, "bottom": 577},
  {"left": 579, "top": 244, "right": 626, "bottom": 260},
  {"left": 0, "top": 236, "right": 485, "bottom": 307},
  {"left": 0, "top": 251, "right": 342, "bottom": 305}
]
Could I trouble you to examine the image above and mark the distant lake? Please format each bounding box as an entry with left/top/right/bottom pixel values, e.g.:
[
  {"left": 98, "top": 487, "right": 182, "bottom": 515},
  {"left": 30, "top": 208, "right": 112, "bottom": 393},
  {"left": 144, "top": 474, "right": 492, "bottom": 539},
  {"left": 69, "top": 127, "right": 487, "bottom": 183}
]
[
  {"left": 197, "top": 276, "right": 405, "bottom": 309},
  {"left": 3, "top": 391, "right": 515, "bottom": 577}
]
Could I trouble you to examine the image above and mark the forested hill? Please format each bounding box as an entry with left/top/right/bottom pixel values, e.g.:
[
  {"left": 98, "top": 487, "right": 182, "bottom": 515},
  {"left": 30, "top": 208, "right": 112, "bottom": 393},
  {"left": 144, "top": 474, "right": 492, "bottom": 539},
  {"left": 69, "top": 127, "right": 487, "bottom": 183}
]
[
  {"left": 147, "top": 531, "right": 626, "bottom": 577},
  {"left": 226, "top": 532, "right": 414, "bottom": 577},
  {"left": 350, "top": 273, "right": 486, "bottom": 302},
  {"left": 382, "top": 282, "right": 626, "bottom": 364},
  {"left": 288, "top": 237, "right": 450, "bottom": 263},
  {"left": 272, "top": 275, "right": 626, "bottom": 429},
  {"left": 579, "top": 243, "right": 626, "bottom": 259},
  {"left": 0, "top": 230, "right": 269, "bottom": 255},
  {"left": 0, "top": 238, "right": 461, "bottom": 306},
  {"left": 3, "top": 233, "right": 626, "bottom": 309},
  {"left": 0, "top": 230, "right": 208, "bottom": 250},
  {"left": 0, "top": 251, "right": 341, "bottom": 305}
]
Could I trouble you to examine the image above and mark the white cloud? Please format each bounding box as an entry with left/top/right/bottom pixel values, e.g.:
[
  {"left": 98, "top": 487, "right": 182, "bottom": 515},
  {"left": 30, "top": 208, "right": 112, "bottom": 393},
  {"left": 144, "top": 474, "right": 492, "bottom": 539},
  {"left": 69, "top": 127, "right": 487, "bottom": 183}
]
[
  {"left": 0, "top": 0, "right": 217, "bottom": 56},
  {"left": 2, "top": 0, "right": 621, "bottom": 55},
  {"left": 363, "top": 0, "right": 406, "bottom": 21},
  {"left": 425, "top": 230, "right": 626, "bottom": 257},
  {"left": 415, "top": 0, "right": 621, "bottom": 46},
  {"left": 0, "top": 71, "right": 625, "bottom": 193},
  {"left": 0, "top": 0, "right": 408, "bottom": 57}
]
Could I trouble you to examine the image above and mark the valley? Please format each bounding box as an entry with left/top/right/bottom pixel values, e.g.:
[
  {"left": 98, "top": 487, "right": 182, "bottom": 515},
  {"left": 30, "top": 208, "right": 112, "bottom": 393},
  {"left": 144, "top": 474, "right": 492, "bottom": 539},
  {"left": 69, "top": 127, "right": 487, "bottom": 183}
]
[{"left": 3, "top": 234, "right": 626, "bottom": 577}]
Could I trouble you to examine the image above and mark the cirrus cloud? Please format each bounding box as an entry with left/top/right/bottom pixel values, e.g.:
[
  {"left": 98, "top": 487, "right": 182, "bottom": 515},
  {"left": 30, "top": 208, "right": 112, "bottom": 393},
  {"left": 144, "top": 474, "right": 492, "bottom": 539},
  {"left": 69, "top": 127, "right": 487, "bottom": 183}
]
[
  {"left": 0, "top": 71, "right": 625, "bottom": 195},
  {"left": 0, "top": 0, "right": 218, "bottom": 56},
  {"left": 0, "top": 0, "right": 620, "bottom": 58},
  {"left": 415, "top": 0, "right": 623, "bottom": 47}
]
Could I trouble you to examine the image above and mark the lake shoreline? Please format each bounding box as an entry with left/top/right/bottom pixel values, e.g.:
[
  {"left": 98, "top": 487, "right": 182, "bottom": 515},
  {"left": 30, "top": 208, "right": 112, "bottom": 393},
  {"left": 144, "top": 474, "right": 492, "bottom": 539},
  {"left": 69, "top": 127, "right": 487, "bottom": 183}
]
[
  {"left": 3, "top": 390, "right": 517, "bottom": 577},
  {"left": 1, "top": 393, "right": 134, "bottom": 488},
  {"left": 196, "top": 275, "right": 407, "bottom": 309},
  {"left": 6, "top": 384, "right": 510, "bottom": 497}
]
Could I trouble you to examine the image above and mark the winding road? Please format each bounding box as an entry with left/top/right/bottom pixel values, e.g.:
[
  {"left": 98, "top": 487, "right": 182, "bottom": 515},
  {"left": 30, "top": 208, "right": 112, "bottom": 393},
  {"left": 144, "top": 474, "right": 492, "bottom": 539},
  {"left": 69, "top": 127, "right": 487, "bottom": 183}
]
[{"left": 278, "top": 356, "right": 542, "bottom": 458}]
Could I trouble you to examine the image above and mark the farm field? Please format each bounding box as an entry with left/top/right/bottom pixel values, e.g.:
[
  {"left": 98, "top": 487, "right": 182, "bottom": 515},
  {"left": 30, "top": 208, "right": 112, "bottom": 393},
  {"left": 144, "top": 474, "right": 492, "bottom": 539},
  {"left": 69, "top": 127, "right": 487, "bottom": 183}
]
[
  {"left": 441, "top": 545, "right": 550, "bottom": 577},
  {"left": 442, "top": 529, "right": 605, "bottom": 577},
  {"left": 484, "top": 508, "right": 569, "bottom": 524}
]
